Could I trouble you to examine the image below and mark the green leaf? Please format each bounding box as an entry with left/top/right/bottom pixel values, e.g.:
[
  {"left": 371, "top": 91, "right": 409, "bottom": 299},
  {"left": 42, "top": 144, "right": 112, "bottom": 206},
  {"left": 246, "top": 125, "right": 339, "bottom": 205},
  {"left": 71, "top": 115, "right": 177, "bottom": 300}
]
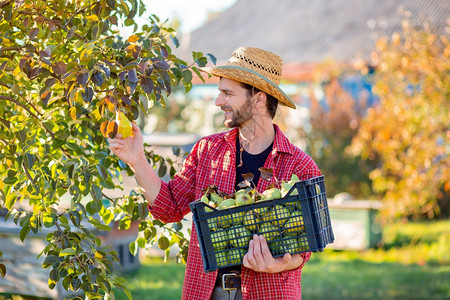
[
  {"left": 158, "top": 236, "right": 170, "bottom": 250},
  {"left": 5, "top": 194, "right": 17, "bottom": 209},
  {"left": 86, "top": 200, "right": 101, "bottom": 215},
  {"left": 89, "top": 218, "right": 112, "bottom": 231},
  {"left": 59, "top": 248, "right": 76, "bottom": 256},
  {"left": 158, "top": 161, "right": 167, "bottom": 178},
  {"left": 138, "top": 202, "right": 148, "bottom": 219},
  {"left": 129, "top": 240, "right": 137, "bottom": 256},
  {"left": 69, "top": 211, "right": 81, "bottom": 227},
  {"left": 96, "top": 164, "right": 109, "bottom": 181},
  {"left": 207, "top": 53, "right": 217, "bottom": 65},
  {"left": 99, "top": 207, "right": 114, "bottom": 225},
  {"left": 0, "top": 264, "right": 6, "bottom": 277},
  {"left": 137, "top": 237, "right": 146, "bottom": 248},
  {"left": 19, "top": 224, "right": 30, "bottom": 242},
  {"left": 43, "top": 255, "right": 59, "bottom": 268},
  {"left": 90, "top": 184, "right": 103, "bottom": 202},
  {"left": 172, "top": 222, "right": 183, "bottom": 231}
]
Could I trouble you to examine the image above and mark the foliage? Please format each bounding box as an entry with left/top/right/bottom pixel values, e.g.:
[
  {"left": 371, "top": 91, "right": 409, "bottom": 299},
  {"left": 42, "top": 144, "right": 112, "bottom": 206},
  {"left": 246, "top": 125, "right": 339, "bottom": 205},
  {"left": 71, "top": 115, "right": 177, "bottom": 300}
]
[
  {"left": 349, "top": 21, "right": 449, "bottom": 221},
  {"left": 0, "top": 0, "right": 214, "bottom": 298},
  {"left": 297, "top": 65, "right": 377, "bottom": 199}
]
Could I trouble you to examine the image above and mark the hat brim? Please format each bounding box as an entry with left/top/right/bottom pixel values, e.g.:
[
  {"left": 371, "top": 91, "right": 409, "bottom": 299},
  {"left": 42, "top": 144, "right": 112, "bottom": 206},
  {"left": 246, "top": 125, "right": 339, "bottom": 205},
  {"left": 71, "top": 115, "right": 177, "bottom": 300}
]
[{"left": 199, "top": 65, "right": 296, "bottom": 109}]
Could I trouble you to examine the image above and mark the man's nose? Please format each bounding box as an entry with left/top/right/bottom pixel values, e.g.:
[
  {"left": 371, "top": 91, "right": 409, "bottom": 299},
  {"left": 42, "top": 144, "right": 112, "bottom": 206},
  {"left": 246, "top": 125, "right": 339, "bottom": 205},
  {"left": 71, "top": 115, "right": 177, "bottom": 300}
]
[{"left": 215, "top": 94, "right": 224, "bottom": 107}]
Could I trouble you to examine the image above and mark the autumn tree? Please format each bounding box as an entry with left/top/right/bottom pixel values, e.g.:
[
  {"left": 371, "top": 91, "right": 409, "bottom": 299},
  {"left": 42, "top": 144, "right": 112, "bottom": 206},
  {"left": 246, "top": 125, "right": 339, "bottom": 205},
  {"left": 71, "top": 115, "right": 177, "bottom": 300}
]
[
  {"left": 349, "top": 21, "right": 449, "bottom": 221},
  {"left": 296, "top": 61, "right": 377, "bottom": 199},
  {"left": 0, "top": 0, "right": 214, "bottom": 298}
]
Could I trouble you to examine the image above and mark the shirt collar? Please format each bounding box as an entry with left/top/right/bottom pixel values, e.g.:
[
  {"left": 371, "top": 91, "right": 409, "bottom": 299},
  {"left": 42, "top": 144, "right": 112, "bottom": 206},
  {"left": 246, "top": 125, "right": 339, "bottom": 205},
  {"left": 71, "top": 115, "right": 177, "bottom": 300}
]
[{"left": 223, "top": 124, "right": 294, "bottom": 155}]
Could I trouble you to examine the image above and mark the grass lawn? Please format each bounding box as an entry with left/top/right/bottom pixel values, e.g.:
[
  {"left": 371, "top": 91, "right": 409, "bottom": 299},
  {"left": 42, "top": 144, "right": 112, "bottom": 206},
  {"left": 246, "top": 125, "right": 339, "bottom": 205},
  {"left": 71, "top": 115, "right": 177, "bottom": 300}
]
[{"left": 114, "top": 220, "right": 450, "bottom": 299}]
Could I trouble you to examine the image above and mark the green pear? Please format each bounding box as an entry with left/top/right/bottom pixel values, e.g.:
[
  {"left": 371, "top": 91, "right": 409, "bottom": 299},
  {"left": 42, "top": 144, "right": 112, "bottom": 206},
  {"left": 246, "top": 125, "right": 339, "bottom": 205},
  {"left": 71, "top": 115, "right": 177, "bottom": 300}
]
[
  {"left": 210, "top": 230, "right": 228, "bottom": 250},
  {"left": 262, "top": 205, "right": 291, "bottom": 227},
  {"left": 210, "top": 193, "right": 224, "bottom": 206},
  {"left": 230, "top": 211, "right": 245, "bottom": 225},
  {"left": 217, "top": 198, "right": 236, "bottom": 210},
  {"left": 243, "top": 210, "right": 261, "bottom": 231},
  {"left": 281, "top": 233, "right": 301, "bottom": 252},
  {"left": 207, "top": 218, "right": 218, "bottom": 231},
  {"left": 234, "top": 188, "right": 251, "bottom": 197},
  {"left": 226, "top": 248, "right": 242, "bottom": 265},
  {"left": 235, "top": 193, "right": 254, "bottom": 206},
  {"left": 269, "top": 240, "right": 288, "bottom": 255},
  {"left": 260, "top": 188, "right": 282, "bottom": 201},
  {"left": 216, "top": 214, "right": 233, "bottom": 228},
  {"left": 201, "top": 195, "right": 214, "bottom": 212},
  {"left": 284, "top": 210, "right": 305, "bottom": 234},
  {"left": 255, "top": 205, "right": 270, "bottom": 217},
  {"left": 258, "top": 222, "right": 278, "bottom": 242},
  {"left": 297, "top": 235, "right": 309, "bottom": 252},
  {"left": 215, "top": 250, "right": 228, "bottom": 267},
  {"left": 228, "top": 226, "right": 252, "bottom": 248}
]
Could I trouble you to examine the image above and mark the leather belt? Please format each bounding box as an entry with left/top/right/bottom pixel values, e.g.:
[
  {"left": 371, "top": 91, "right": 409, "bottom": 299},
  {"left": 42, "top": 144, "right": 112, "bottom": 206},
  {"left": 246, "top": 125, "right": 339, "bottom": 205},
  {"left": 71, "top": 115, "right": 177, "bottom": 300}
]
[{"left": 216, "top": 272, "right": 241, "bottom": 291}]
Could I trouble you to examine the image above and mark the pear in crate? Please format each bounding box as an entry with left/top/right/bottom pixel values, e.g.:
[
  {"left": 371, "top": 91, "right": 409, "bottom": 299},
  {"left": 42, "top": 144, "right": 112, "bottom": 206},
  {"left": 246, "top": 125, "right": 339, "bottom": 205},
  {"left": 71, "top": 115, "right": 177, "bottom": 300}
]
[
  {"left": 258, "top": 222, "right": 278, "bottom": 242},
  {"left": 228, "top": 226, "right": 252, "bottom": 248},
  {"left": 235, "top": 193, "right": 254, "bottom": 206},
  {"left": 262, "top": 205, "right": 291, "bottom": 227},
  {"left": 243, "top": 210, "right": 261, "bottom": 231},
  {"left": 217, "top": 198, "right": 236, "bottom": 210},
  {"left": 284, "top": 210, "right": 305, "bottom": 234},
  {"left": 260, "top": 187, "right": 282, "bottom": 201},
  {"left": 210, "top": 230, "right": 228, "bottom": 251},
  {"left": 227, "top": 248, "right": 242, "bottom": 265},
  {"left": 210, "top": 193, "right": 224, "bottom": 206}
]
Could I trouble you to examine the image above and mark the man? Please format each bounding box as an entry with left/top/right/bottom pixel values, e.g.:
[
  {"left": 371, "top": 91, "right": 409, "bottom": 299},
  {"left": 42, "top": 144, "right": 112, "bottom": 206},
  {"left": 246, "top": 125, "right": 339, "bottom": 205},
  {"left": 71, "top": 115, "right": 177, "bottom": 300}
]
[{"left": 109, "top": 47, "right": 321, "bottom": 299}]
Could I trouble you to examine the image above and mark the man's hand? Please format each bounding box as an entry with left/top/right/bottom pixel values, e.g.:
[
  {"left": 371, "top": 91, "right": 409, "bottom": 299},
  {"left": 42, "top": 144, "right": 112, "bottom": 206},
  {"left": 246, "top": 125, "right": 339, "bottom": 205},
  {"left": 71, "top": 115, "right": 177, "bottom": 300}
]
[
  {"left": 108, "top": 123, "right": 145, "bottom": 168},
  {"left": 242, "top": 235, "right": 303, "bottom": 273}
]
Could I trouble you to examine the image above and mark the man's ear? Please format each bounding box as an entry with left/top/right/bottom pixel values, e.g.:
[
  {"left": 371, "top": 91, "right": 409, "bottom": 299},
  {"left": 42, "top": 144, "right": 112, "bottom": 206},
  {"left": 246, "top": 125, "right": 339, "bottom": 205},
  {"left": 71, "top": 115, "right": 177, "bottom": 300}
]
[{"left": 255, "top": 92, "right": 267, "bottom": 105}]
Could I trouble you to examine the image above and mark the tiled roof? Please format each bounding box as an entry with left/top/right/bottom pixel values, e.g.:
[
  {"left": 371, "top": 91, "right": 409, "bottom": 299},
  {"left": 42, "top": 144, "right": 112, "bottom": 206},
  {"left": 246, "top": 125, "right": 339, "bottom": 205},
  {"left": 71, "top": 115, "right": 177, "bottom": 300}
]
[{"left": 179, "top": 0, "right": 449, "bottom": 64}]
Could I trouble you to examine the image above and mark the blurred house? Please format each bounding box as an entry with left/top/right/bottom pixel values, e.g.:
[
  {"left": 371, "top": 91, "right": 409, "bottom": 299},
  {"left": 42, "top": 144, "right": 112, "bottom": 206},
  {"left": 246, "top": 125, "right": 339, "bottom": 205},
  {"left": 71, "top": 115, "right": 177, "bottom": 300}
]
[{"left": 179, "top": 0, "right": 448, "bottom": 77}]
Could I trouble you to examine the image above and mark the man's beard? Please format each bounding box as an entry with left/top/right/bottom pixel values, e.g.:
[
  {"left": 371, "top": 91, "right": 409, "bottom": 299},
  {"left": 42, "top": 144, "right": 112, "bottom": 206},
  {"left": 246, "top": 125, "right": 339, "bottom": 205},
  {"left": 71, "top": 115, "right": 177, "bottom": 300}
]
[{"left": 223, "top": 99, "right": 253, "bottom": 128}]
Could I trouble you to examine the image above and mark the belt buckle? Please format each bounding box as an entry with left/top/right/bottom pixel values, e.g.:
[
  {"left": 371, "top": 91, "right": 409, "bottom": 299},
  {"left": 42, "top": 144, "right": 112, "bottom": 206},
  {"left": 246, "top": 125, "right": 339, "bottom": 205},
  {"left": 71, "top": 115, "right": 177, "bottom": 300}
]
[{"left": 222, "top": 273, "right": 241, "bottom": 291}]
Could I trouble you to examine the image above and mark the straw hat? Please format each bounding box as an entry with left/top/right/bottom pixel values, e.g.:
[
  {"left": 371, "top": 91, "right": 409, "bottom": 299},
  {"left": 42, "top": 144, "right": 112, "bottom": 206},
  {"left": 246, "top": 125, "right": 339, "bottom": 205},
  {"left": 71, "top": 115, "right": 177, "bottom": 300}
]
[{"left": 200, "top": 47, "right": 296, "bottom": 109}]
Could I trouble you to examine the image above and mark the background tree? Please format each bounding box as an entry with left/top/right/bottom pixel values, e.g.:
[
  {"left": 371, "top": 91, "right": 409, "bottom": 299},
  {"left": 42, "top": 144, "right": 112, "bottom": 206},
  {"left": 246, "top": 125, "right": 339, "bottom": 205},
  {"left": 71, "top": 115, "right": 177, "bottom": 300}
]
[
  {"left": 0, "top": 0, "right": 214, "bottom": 298},
  {"left": 349, "top": 21, "right": 449, "bottom": 221},
  {"left": 295, "top": 61, "right": 377, "bottom": 199}
]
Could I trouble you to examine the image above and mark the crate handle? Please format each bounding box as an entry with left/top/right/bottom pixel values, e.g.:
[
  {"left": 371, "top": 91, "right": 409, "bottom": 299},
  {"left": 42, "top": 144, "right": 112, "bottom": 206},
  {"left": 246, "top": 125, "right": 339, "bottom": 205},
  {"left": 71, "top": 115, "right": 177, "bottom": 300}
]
[{"left": 284, "top": 182, "right": 300, "bottom": 197}]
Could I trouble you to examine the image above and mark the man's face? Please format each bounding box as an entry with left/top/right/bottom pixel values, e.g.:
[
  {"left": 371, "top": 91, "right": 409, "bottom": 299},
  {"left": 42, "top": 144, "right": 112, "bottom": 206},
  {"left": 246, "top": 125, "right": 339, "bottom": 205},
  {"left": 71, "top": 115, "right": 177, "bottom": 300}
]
[{"left": 216, "top": 78, "right": 253, "bottom": 128}]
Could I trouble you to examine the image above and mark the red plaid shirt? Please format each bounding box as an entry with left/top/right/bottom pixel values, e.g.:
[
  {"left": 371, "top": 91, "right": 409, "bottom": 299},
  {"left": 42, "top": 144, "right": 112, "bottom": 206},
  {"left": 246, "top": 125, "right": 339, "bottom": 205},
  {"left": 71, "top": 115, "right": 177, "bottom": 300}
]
[{"left": 149, "top": 124, "right": 321, "bottom": 300}]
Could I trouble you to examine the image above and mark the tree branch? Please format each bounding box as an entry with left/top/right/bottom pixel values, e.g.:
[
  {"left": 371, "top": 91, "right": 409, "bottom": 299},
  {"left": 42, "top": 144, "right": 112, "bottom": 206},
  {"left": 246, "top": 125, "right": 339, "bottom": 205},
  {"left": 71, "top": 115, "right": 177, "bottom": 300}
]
[
  {"left": 0, "top": 0, "right": 13, "bottom": 9},
  {"left": 0, "top": 95, "right": 56, "bottom": 140},
  {"left": 0, "top": 46, "right": 21, "bottom": 52},
  {"left": 17, "top": 10, "right": 89, "bottom": 42},
  {"left": 22, "top": 162, "right": 37, "bottom": 185}
]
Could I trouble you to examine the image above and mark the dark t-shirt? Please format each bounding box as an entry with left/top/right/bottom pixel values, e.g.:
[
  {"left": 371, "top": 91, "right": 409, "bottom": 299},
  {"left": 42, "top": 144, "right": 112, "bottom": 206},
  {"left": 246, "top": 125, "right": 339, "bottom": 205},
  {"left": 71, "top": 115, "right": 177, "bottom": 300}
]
[{"left": 235, "top": 137, "right": 274, "bottom": 191}]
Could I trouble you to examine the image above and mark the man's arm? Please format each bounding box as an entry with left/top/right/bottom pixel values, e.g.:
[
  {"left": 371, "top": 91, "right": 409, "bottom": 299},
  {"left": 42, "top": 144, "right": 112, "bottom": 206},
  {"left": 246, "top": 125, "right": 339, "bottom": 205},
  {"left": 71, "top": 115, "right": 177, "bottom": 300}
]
[{"left": 108, "top": 123, "right": 161, "bottom": 205}]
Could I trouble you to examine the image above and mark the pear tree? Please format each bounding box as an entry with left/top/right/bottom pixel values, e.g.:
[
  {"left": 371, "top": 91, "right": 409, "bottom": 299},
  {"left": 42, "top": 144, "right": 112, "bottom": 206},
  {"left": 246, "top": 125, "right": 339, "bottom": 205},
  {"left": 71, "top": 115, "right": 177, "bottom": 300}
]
[{"left": 0, "top": 0, "right": 214, "bottom": 298}]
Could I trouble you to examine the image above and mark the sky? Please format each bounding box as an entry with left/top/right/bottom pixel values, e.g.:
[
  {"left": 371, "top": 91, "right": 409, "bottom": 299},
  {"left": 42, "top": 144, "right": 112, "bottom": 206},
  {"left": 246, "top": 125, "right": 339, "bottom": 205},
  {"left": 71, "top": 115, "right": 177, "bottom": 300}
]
[{"left": 142, "top": 0, "right": 238, "bottom": 33}]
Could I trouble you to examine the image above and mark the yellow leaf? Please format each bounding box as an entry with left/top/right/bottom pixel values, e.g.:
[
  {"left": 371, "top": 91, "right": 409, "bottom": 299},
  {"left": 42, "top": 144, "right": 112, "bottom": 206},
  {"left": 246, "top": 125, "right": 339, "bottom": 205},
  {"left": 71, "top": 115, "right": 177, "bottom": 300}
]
[
  {"left": 86, "top": 15, "right": 99, "bottom": 22},
  {"left": 128, "top": 34, "right": 140, "bottom": 42}
]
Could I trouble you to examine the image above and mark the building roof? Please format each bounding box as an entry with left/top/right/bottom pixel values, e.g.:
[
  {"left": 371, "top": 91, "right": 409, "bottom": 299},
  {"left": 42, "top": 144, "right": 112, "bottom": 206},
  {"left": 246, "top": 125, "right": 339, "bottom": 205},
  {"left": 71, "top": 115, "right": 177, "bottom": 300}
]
[{"left": 179, "top": 0, "right": 449, "bottom": 66}]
